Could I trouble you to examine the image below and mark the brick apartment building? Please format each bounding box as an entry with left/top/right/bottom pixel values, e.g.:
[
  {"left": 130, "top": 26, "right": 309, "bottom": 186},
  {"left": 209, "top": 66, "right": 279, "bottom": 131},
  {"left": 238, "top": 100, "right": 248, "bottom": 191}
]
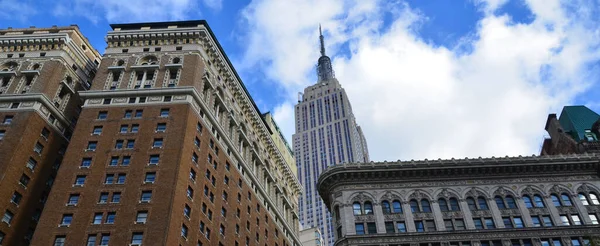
[
  {"left": 0, "top": 25, "right": 101, "bottom": 245},
  {"left": 27, "top": 21, "right": 302, "bottom": 246}
]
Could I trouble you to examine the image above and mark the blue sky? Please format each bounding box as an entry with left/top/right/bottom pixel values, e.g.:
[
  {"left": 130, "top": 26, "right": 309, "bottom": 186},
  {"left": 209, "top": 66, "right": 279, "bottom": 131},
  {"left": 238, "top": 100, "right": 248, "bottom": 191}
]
[{"left": 3, "top": 0, "right": 600, "bottom": 161}]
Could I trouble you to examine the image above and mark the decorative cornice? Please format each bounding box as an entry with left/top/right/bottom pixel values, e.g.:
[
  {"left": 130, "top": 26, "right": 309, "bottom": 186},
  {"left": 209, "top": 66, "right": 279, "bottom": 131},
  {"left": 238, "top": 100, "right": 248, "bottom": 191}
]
[{"left": 318, "top": 154, "right": 600, "bottom": 207}]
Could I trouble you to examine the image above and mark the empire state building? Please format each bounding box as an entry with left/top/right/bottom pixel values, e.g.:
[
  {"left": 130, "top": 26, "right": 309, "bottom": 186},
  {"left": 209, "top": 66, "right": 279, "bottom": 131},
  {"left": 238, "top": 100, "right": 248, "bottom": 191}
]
[{"left": 293, "top": 26, "right": 370, "bottom": 245}]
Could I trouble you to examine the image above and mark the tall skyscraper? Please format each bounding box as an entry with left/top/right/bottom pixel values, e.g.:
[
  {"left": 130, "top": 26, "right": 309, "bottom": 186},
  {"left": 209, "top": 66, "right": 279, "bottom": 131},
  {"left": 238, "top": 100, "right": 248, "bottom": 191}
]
[
  {"left": 30, "top": 20, "right": 303, "bottom": 246},
  {"left": 293, "top": 26, "right": 369, "bottom": 245},
  {"left": 0, "top": 25, "right": 100, "bottom": 245}
]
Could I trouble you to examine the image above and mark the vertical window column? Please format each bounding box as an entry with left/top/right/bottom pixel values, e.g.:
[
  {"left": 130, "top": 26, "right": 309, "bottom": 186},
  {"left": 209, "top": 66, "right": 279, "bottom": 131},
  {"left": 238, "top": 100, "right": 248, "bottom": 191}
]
[
  {"left": 372, "top": 202, "right": 386, "bottom": 233},
  {"left": 401, "top": 201, "right": 416, "bottom": 232},
  {"left": 515, "top": 196, "right": 534, "bottom": 227},
  {"left": 486, "top": 197, "right": 505, "bottom": 228},
  {"left": 570, "top": 193, "right": 594, "bottom": 224}
]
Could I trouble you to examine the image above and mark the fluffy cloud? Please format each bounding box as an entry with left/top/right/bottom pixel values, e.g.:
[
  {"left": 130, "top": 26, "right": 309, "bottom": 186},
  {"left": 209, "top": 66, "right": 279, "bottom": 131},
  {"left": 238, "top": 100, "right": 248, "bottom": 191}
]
[{"left": 239, "top": 0, "right": 600, "bottom": 161}]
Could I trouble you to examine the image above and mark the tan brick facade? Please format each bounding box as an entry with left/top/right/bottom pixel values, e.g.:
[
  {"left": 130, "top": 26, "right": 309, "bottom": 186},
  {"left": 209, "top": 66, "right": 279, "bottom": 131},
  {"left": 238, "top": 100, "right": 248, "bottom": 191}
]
[
  {"left": 0, "top": 25, "right": 100, "bottom": 245},
  {"left": 30, "top": 21, "right": 302, "bottom": 246}
]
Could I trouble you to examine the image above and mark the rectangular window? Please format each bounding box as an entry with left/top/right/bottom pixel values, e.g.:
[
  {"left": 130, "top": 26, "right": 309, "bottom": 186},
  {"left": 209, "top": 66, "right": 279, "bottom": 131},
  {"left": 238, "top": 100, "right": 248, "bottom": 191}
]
[
  {"left": 190, "top": 169, "right": 196, "bottom": 181},
  {"left": 33, "top": 142, "right": 44, "bottom": 154},
  {"left": 192, "top": 153, "right": 198, "bottom": 163},
  {"left": 160, "top": 108, "right": 169, "bottom": 117},
  {"left": 87, "top": 141, "right": 97, "bottom": 151},
  {"left": 444, "top": 219, "right": 454, "bottom": 231},
  {"left": 485, "top": 218, "right": 495, "bottom": 229},
  {"left": 61, "top": 214, "right": 73, "bottom": 225},
  {"left": 112, "top": 193, "right": 121, "bottom": 203},
  {"left": 124, "top": 110, "right": 132, "bottom": 119},
  {"left": 68, "top": 194, "right": 80, "bottom": 205},
  {"left": 474, "top": 218, "right": 484, "bottom": 229},
  {"left": 10, "top": 192, "right": 22, "bottom": 205},
  {"left": 104, "top": 174, "right": 114, "bottom": 184},
  {"left": 590, "top": 214, "right": 599, "bottom": 224},
  {"left": 543, "top": 216, "right": 553, "bottom": 227},
  {"left": 54, "top": 236, "right": 66, "bottom": 246},
  {"left": 131, "top": 232, "right": 143, "bottom": 245},
  {"left": 122, "top": 156, "right": 131, "bottom": 166},
  {"left": 19, "top": 174, "right": 30, "bottom": 187},
  {"left": 2, "top": 210, "right": 14, "bottom": 224},
  {"left": 115, "top": 140, "right": 124, "bottom": 149},
  {"left": 0, "top": 130, "right": 5, "bottom": 140},
  {"left": 26, "top": 158, "right": 37, "bottom": 171},
  {"left": 131, "top": 124, "right": 139, "bottom": 133},
  {"left": 97, "top": 111, "right": 107, "bottom": 120},
  {"left": 153, "top": 138, "right": 163, "bottom": 148},
  {"left": 87, "top": 235, "right": 96, "bottom": 246},
  {"left": 135, "top": 110, "right": 143, "bottom": 118},
  {"left": 141, "top": 191, "right": 152, "bottom": 202},
  {"left": 181, "top": 224, "right": 188, "bottom": 238},
  {"left": 415, "top": 221, "right": 424, "bottom": 232},
  {"left": 99, "top": 192, "right": 109, "bottom": 203},
  {"left": 120, "top": 125, "right": 128, "bottom": 133},
  {"left": 513, "top": 217, "right": 524, "bottom": 228},
  {"left": 187, "top": 186, "right": 194, "bottom": 199},
  {"left": 149, "top": 155, "right": 160, "bottom": 165},
  {"left": 503, "top": 217, "right": 513, "bottom": 228},
  {"left": 184, "top": 204, "right": 191, "bottom": 218},
  {"left": 571, "top": 215, "right": 582, "bottom": 225},
  {"left": 105, "top": 212, "right": 116, "bottom": 224},
  {"left": 81, "top": 158, "right": 92, "bottom": 168},
  {"left": 93, "top": 126, "right": 103, "bottom": 135},
  {"left": 145, "top": 172, "right": 156, "bottom": 183},
  {"left": 126, "top": 140, "right": 135, "bottom": 149},
  {"left": 100, "top": 234, "right": 110, "bottom": 246},
  {"left": 109, "top": 156, "right": 119, "bottom": 166},
  {"left": 560, "top": 215, "right": 570, "bottom": 226},
  {"left": 156, "top": 123, "right": 167, "bottom": 132},
  {"left": 74, "top": 175, "right": 86, "bottom": 186},
  {"left": 41, "top": 127, "right": 50, "bottom": 139},
  {"left": 355, "top": 223, "right": 365, "bottom": 235},
  {"left": 532, "top": 217, "right": 541, "bottom": 227},
  {"left": 385, "top": 222, "right": 395, "bottom": 233},
  {"left": 136, "top": 211, "right": 148, "bottom": 223},
  {"left": 117, "top": 174, "right": 126, "bottom": 184}
]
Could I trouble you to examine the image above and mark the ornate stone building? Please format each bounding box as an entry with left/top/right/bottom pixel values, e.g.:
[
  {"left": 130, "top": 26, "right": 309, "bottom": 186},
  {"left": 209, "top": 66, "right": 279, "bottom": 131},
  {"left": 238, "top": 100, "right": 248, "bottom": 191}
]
[{"left": 317, "top": 155, "right": 600, "bottom": 246}]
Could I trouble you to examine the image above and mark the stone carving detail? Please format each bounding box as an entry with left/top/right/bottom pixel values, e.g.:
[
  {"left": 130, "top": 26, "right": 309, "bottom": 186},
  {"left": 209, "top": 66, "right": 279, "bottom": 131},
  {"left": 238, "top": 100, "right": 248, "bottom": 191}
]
[
  {"left": 22, "top": 102, "right": 34, "bottom": 107},
  {"left": 113, "top": 98, "right": 127, "bottom": 103},
  {"left": 494, "top": 187, "right": 513, "bottom": 196},
  {"left": 409, "top": 190, "right": 429, "bottom": 200},
  {"left": 527, "top": 207, "right": 549, "bottom": 215},
  {"left": 384, "top": 214, "right": 405, "bottom": 220},
  {"left": 439, "top": 189, "right": 451, "bottom": 199},
  {"left": 441, "top": 211, "right": 463, "bottom": 218},
  {"left": 354, "top": 214, "right": 376, "bottom": 222},
  {"left": 521, "top": 186, "right": 541, "bottom": 196},
  {"left": 380, "top": 191, "right": 401, "bottom": 202},
  {"left": 148, "top": 96, "right": 162, "bottom": 102},
  {"left": 470, "top": 210, "right": 492, "bottom": 217},
  {"left": 175, "top": 95, "right": 187, "bottom": 100},
  {"left": 352, "top": 193, "right": 371, "bottom": 203},
  {"left": 89, "top": 99, "right": 102, "bottom": 105},
  {"left": 499, "top": 208, "right": 521, "bottom": 216},
  {"left": 556, "top": 206, "right": 578, "bottom": 214},
  {"left": 549, "top": 185, "right": 569, "bottom": 195},
  {"left": 412, "top": 212, "right": 434, "bottom": 220},
  {"left": 0, "top": 103, "right": 9, "bottom": 108}
]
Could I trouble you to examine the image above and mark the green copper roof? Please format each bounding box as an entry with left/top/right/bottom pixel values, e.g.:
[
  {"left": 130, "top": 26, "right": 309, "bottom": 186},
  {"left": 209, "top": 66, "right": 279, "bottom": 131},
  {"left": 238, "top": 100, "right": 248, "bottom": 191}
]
[{"left": 558, "top": 105, "right": 600, "bottom": 141}]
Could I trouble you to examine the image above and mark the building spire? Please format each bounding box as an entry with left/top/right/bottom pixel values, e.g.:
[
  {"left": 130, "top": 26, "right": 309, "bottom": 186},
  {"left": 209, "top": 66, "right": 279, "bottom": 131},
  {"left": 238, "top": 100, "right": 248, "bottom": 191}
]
[
  {"left": 316, "top": 24, "right": 334, "bottom": 82},
  {"left": 319, "top": 24, "right": 326, "bottom": 56}
]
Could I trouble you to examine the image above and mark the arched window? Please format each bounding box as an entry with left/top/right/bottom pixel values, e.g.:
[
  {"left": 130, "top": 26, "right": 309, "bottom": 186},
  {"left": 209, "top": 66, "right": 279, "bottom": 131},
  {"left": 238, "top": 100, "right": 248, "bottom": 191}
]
[
  {"left": 392, "top": 200, "right": 402, "bottom": 213},
  {"left": 579, "top": 193, "right": 590, "bottom": 205},
  {"left": 561, "top": 194, "right": 572, "bottom": 206},
  {"left": 353, "top": 202, "right": 362, "bottom": 215},
  {"left": 505, "top": 196, "right": 517, "bottom": 209},
  {"left": 364, "top": 201, "right": 373, "bottom": 215},
  {"left": 477, "top": 197, "right": 489, "bottom": 210},
  {"left": 533, "top": 195, "right": 545, "bottom": 208},
  {"left": 449, "top": 198, "right": 460, "bottom": 211},
  {"left": 382, "top": 201, "right": 391, "bottom": 214},
  {"left": 140, "top": 55, "right": 158, "bottom": 65},
  {"left": 117, "top": 60, "right": 125, "bottom": 66},
  {"left": 590, "top": 193, "right": 600, "bottom": 205},
  {"left": 410, "top": 200, "right": 419, "bottom": 212},
  {"left": 334, "top": 206, "right": 340, "bottom": 220},
  {"left": 523, "top": 195, "right": 533, "bottom": 208},
  {"left": 551, "top": 194, "right": 561, "bottom": 206},
  {"left": 421, "top": 199, "right": 431, "bottom": 212},
  {"left": 438, "top": 198, "right": 449, "bottom": 211},
  {"left": 495, "top": 196, "right": 506, "bottom": 209},
  {"left": 466, "top": 197, "right": 477, "bottom": 210}
]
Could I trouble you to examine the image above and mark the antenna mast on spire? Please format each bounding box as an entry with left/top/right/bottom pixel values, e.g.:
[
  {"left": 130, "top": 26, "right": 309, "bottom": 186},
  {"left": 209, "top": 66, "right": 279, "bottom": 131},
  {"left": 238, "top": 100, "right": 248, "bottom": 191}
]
[
  {"left": 316, "top": 24, "right": 334, "bottom": 82},
  {"left": 319, "top": 24, "right": 326, "bottom": 56}
]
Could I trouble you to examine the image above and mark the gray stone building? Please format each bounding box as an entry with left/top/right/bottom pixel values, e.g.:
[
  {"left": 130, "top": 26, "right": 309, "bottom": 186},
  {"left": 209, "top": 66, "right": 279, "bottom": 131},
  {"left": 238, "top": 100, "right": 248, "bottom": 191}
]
[{"left": 317, "top": 154, "right": 600, "bottom": 246}]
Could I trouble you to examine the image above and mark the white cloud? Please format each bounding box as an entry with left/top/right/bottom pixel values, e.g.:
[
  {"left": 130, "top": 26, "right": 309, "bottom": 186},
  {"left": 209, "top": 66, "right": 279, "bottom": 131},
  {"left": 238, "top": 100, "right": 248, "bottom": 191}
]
[
  {"left": 202, "top": 0, "right": 223, "bottom": 11},
  {"left": 0, "top": 0, "right": 37, "bottom": 22},
  {"left": 239, "top": 0, "right": 600, "bottom": 161},
  {"left": 52, "top": 0, "right": 199, "bottom": 23}
]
